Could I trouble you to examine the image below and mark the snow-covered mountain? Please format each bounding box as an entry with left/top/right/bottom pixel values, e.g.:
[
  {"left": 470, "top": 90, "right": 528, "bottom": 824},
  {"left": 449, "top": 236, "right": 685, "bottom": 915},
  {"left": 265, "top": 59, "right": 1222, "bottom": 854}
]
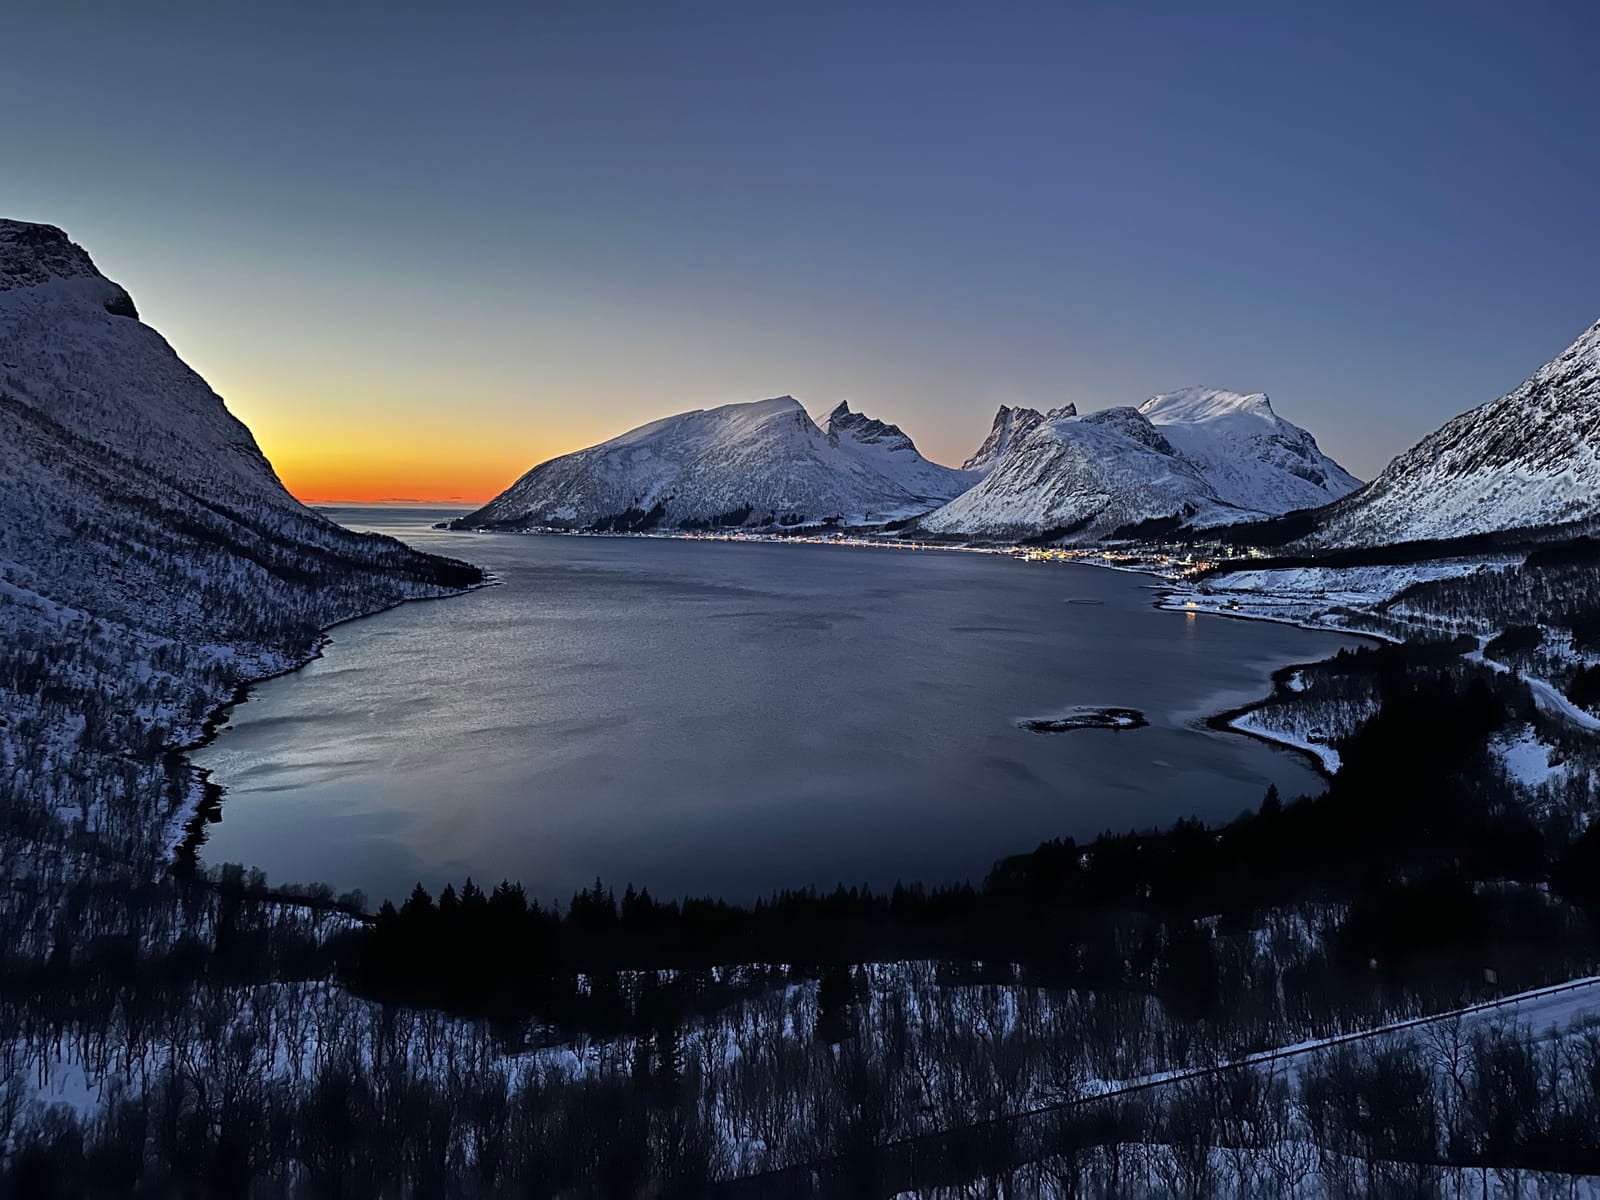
[
  {"left": 923, "top": 407, "right": 1222, "bottom": 539},
  {"left": 823, "top": 401, "right": 975, "bottom": 501},
  {"left": 922, "top": 390, "right": 1359, "bottom": 540},
  {"left": 0, "top": 218, "right": 478, "bottom": 869},
  {"left": 962, "top": 404, "right": 1077, "bottom": 475},
  {"left": 456, "top": 396, "right": 972, "bottom": 530},
  {"left": 1139, "top": 388, "right": 1361, "bottom": 513},
  {"left": 1306, "top": 319, "right": 1600, "bottom": 548}
]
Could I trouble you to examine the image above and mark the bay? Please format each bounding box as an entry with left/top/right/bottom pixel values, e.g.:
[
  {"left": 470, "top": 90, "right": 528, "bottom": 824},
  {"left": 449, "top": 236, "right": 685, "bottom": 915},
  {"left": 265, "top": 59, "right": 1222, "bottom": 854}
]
[{"left": 192, "top": 508, "right": 1364, "bottom": 905}]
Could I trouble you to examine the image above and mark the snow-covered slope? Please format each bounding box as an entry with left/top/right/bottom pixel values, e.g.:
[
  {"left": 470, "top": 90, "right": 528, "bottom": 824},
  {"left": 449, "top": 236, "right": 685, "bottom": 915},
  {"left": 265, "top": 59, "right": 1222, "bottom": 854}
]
[
  {"left": 962, "top": 404, "right": 1077, "bottom": 475},
  {"left": 822, "top": 401, "right": 973, "bottom": 501},
  {"left": 923, "top": 390, "right": 1360, "bottom": 540},
  {"left": 1138, "top": 388, "right": 1360, "bottom": 514},
  {"left": 1308, "top": 319, "right": 1600, "bottom": 548},
  {"left": 923, "top": 407, "right": 1225, "bottom": 539},
  {"left": 458, "top": 396, "right": 971, "bottom": 530},
  {"left": 0, "top": 218, "right": 478, "bottom": 870}
]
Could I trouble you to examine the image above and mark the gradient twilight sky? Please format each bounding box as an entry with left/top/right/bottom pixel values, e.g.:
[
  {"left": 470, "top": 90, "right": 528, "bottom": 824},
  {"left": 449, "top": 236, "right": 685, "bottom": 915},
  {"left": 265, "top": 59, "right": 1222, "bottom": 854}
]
[{"left": 3, "top": 2, "right": 1597, "bottom": 502}]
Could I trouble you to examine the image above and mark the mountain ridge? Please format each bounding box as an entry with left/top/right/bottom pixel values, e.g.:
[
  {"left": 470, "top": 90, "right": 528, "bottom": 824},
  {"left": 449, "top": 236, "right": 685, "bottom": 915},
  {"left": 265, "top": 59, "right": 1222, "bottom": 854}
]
[
  {"left": 921, "top": 389, "right": 1360, "bottom": 540},
  {"left": 1297, "top": 319, "right": 1600, "bottom": 549},
  {"left": 460, "top": 383, "right": 1363, "bottom": 539},
  {"left": 456, "top": 395, "right": 972, "bottom": 531}
]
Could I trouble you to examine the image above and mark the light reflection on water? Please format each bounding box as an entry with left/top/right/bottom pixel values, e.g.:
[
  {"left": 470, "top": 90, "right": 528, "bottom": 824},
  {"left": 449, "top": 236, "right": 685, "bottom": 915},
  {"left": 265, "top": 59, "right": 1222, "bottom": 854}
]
[{"left": 192, "top": 509, "right": 1365, "bottom": 905}]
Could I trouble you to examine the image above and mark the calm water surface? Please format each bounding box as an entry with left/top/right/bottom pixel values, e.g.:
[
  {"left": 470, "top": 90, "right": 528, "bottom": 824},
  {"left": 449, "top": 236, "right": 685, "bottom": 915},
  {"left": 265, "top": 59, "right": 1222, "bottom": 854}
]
[{"left": 193, "top": 508, "right": 1364, "bottom": 904}]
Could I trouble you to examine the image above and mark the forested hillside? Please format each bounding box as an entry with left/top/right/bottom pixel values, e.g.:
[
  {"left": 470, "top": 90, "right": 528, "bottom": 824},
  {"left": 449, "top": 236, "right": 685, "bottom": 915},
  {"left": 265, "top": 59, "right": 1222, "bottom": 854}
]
[{"left": 0, "top": 220, "right": 481, "bottom": 1046}]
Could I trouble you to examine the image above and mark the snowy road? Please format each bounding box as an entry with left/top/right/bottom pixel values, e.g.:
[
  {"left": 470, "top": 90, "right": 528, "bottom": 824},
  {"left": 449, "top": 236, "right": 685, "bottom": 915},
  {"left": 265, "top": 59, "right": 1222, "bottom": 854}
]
[
  {"left": 1465, "top": 645, "right": 1600, "bottom": 734},
  {"left": 719, "top": 974, "right": 1600, "bottom": 1196},
  {"left": 1526, "top": 673, "right": 1600, "bottom": 732}
]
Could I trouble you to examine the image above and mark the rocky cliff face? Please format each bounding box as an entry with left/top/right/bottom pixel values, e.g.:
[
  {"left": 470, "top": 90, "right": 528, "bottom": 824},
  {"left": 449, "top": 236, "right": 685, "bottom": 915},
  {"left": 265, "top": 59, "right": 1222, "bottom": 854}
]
[{"left": 961, "top": 404, "right": 1077, "bottom": 475}]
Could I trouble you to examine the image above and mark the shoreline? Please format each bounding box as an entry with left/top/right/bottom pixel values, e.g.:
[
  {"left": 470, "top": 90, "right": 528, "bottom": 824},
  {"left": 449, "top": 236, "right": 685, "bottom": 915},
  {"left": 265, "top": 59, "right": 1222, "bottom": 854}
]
[
  {"left": 1033, "top": 556, "right": 1391, "bottom": 780},
  {"left": 1202, "top": 664, "right": 1342, "bottom": 780},
  {"left": 1144, "top": 584, "right": 1391, "bottom": 780},
  {"left": 1151, "top": 593, "right": 1403, "bottom": 645},
  {"left": 168, "top": 575, "right": 499, "bottom": 873},
  {"left": 1152, "top": 598, "right": 1388, "bottom": 774}
]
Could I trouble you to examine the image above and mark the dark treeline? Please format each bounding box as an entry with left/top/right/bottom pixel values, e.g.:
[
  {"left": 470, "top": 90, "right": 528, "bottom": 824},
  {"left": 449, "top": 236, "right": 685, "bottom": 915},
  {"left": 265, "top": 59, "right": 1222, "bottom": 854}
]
[
  {"left": 348, "top": 664, "right": 1598, "bottom": 1026},
  {"left": 1378, "top": 537, "right": 1600, "bottom": 698},
  {"left": 1185, "top": 507, "right": 1597, "bottom": 557}
]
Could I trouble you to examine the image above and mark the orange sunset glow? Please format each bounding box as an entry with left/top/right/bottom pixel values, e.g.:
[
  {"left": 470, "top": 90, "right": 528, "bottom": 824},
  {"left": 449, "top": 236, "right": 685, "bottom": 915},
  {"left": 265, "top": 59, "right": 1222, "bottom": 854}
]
[
  {"left": 220, "top": 389, "right": 575, "bottom": 506},
  {"left": 249, "top": 423, "right": 544, "bottom": 506},
  {"left": 268, "top": 448, "right": 528, "bottom": 508}
]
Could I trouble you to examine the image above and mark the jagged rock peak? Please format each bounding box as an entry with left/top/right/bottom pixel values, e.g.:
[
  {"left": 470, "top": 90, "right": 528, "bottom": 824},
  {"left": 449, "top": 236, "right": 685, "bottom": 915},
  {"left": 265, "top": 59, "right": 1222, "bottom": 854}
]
[
  {"left": 0, "top": 219, "right": 138, "bottom": 318},
  {"left": 824, "top": 399, "right": 912, "bottom": 448},
  {"left": 963, "top": 403, "right": 1077, "bottom": 474}
]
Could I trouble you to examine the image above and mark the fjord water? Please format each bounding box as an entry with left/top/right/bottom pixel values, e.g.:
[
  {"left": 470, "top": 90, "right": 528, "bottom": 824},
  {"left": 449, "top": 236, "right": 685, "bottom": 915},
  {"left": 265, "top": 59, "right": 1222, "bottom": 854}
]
[{"left": 193, "top": 509, "right": 1364, "bottom": 905}]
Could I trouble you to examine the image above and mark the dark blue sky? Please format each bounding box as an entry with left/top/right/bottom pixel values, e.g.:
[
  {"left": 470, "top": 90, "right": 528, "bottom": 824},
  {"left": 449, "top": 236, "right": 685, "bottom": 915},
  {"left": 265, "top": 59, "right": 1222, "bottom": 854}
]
[{"left": 4, "top": 1, "right": 1597, "bottom": 495}]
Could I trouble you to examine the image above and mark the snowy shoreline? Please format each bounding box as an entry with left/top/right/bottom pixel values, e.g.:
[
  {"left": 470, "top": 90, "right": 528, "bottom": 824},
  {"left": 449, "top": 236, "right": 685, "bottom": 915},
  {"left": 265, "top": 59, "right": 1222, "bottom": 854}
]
[
  {"left": 1147, "top": 588, "right": 1392, "bottom": 779},
  {"left": 1039, "top": 556, "right": 1389, "bottom": 780},
  {"left": 1195, "top": 661, "right": 1354, "bottom": 780},
  {"left": 167, "top": 575, "right": 500, "bottom": 870}
]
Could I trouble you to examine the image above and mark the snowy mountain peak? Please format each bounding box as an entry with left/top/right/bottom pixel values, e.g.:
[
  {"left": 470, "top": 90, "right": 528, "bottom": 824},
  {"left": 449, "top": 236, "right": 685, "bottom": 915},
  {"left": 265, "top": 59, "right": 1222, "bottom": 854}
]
[
  {"left": 720, "top": 393, "right": 805, "bottom": 420},
  {"left": 459, "top": 395, "right": 971, "bottom": 531},
  {"left": 925, "top": 388, "right": 1360, "bottom": 541},
  {"left": 1139, "top": 387, "right": 1276, "bottom": 426},
  {"left": 0, "top": 222, "right": 293, "bottom": 508},
  {"left": 0, "top": 219, "right": 138, "bottom": 318},
  {"left": 962, "top": 403, "right": 1078, "bottom": 474},
  {"left": 824, "top": 399, "right": 913, "bottom": 450},
  {"left": 1138, "top": 386, "right": 1360, "bottom": 513}
]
